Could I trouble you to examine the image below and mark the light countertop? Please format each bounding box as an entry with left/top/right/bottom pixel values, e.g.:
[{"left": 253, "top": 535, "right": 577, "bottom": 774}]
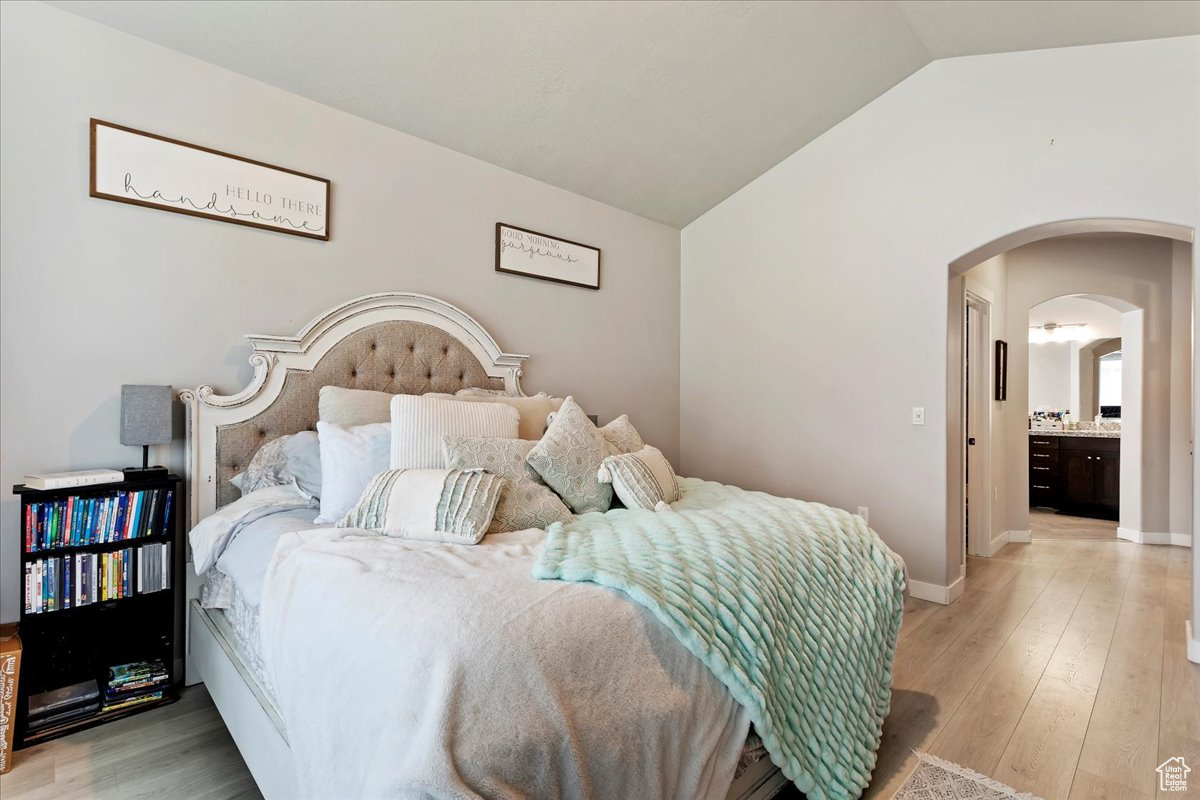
[{"left": 1028, "top": 429, "right": 1121, "bottom": 439}]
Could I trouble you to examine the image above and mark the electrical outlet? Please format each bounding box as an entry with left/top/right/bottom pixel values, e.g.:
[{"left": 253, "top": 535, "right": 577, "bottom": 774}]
[
  {"left": 911, "top": 407, "right": 925, "bottom": 426},
  {"left": 994, "top": 487, "right": 999, "bottom": 502},
  {"left": 857, "top": 506, "right": 869, "bottom": 524}
]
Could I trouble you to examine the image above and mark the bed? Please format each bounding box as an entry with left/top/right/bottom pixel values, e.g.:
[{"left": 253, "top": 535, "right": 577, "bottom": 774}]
[
  {"left": 182, "top": 292, "right": 903, "bottom": 800},
  {"left": 181, "top": 293, "right": 792, "bottom": 800}
]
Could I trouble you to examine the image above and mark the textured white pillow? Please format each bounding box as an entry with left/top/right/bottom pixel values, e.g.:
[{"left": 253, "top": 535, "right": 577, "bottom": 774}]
[
  {"left": 314, "top": 421, "right": 391, "bottom": 524},
  {"left": 337, "top": 468, "right": 505, "bottom": 545},
  {"left": 597, "top": 445, "right": 681, "bottom": 510},
  {"left": 318, "top": 386, "right": 393, "bottom": 426},
  {"left": 390, "top": 394, "right": 519, "bottom": 470}
]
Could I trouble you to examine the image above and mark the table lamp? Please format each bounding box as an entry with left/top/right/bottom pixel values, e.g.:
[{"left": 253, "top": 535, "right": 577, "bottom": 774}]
[{"left": 120, "top": 384, "right": 172, "bottom": 481}]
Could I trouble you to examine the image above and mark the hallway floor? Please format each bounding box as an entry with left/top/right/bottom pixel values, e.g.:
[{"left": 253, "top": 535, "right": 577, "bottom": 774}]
[
  {"left": 1030, "top": 508, "right": 1118, "bottom": 541},
  {"left": 865, "top": 537, "right": 1195, "bottom": 800}
]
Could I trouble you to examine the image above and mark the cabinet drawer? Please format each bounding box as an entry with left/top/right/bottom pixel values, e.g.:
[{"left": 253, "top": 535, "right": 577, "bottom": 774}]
[
  {"left": 1029, "top": 462, "right": 1058, "bottom": 479},
  {"left": 1029, "top": 448, "right": 1059, "bottom": 464},
  {"left": 1059, "top": 436, "right": 1120, "bottom": 453},
  {"left": 1029, "top": 437, "right": 1059, "bottom": 449}
]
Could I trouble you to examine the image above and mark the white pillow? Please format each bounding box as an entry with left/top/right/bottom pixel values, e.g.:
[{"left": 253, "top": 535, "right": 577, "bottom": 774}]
[
  {"left": 337, "top": 468, "right": 505, "bottom": 545},
  {"left": 453, "top": 389, "right": 565, "bottom": 441},
  {"left": 389, "top": 394, "right": 519, "bottom": 470},
  {"left": 314, "top": 421, "right": 391, "bottom": 524},
  {"left": 318, "top": 386, "right": 393, "bottom": 426}
]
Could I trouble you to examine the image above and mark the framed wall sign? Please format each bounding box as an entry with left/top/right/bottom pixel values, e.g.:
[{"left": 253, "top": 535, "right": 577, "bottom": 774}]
[
  {"left": 495, "top": 223, "right": 600, "bottom": 289},
  {"left": 90, "top": 119, "right": 330, "bottom": 240},
  {"left": 995, "top": 339, "right": 1008, "bottom": 401}
]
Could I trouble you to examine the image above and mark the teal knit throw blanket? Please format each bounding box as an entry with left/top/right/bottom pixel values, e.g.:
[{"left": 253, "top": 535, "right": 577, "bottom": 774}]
[{"left": 533, "top": 478, "right": 905, "bottom": 800}]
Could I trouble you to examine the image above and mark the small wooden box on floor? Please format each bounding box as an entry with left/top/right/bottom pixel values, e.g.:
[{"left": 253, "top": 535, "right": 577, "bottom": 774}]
[{"left": 0, "top": 624, "right": 20, "bottom": 773}]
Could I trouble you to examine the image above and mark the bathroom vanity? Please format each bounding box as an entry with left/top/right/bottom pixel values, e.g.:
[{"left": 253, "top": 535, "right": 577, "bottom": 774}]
[{"left": 1029, "top": 430, "right": 1120, "bottom": 520}]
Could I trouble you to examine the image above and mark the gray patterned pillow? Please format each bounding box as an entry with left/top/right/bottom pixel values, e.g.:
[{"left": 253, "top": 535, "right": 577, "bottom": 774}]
[
  {"left": 600, "top": 415, "right": 645, "bottom": 455},
  {"left": 230, "top": 431, "right": 321, "bottom": 498},
  {"left": 525, "top": 397, "right": 613, "bottom": 514},
  {"left": 443, "top": 436, "right": 573, "bottom": 533}
]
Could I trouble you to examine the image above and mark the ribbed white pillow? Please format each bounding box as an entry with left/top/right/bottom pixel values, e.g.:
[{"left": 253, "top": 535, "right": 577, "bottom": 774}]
[{"left": 390, "top": 395, "right": 519, "bottom": 470}]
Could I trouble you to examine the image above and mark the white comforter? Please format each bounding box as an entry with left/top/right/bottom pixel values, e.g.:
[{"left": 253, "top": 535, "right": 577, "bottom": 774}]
[{"left": 258, "top": 525, "right": 752, "bottom": 800}]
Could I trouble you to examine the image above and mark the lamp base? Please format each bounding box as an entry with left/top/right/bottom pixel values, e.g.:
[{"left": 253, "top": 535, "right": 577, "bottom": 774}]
[{"left": 123, "top": 466, "right": 168, "bottom": 482}]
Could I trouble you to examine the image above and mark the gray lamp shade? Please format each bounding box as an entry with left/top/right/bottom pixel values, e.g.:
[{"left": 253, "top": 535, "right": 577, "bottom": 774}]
[{"left": 120, "top": 385, "right": 173, "bottom": 446}]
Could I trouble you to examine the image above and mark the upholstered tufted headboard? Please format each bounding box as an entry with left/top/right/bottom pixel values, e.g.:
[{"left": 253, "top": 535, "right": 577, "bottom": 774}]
[
  {"left": 181, "top": 293, "right": 529, "bottom": 526},
  {"left": 212, "top": 320, "right": 504, "bottom": 508}
]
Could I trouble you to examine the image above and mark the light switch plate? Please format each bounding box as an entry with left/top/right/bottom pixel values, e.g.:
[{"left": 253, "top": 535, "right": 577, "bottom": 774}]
[{"left": 912, "top": 407, "right": 925, "bottom": 426}]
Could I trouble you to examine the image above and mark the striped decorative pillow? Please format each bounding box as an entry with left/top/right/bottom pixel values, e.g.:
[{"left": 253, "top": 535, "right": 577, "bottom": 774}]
[
  {"left": 596, "top": 446, "right": 681, "bottom": 510},
  {"left": 337, "top": 468, "right": 505, "bottom": 545}
]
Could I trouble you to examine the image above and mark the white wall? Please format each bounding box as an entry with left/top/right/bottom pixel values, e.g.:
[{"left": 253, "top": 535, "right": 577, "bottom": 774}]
[
  {"left": 0, "top": 3, "right": 681, "bottom": 621},
  {"left": 680, "top": 36, "right": 1198, "bottom": 589},
  {"left": 1028, "top": 342, "right": 1073, "bottom": 413}
]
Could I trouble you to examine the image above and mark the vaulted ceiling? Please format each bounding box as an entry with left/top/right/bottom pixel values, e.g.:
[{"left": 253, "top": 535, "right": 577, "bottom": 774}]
[{"left": 46, "top": 0, "right": 1200, "bottom": 227}]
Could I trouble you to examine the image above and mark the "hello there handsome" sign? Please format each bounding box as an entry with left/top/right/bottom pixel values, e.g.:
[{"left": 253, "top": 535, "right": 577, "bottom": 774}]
[{"left": 90, "top": 119, "right": 330, "bottom": 241}]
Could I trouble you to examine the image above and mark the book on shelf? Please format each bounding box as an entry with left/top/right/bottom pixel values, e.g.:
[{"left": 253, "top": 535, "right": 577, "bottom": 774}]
[
  {"left": 23, "top": 542, "right": 171, "bottom": 614},
  {"left": 22, "top": 469, "right": 123, "bottom": 491},
  {"left": 23, "top": 487, "right": 173, "bottom": 553}
]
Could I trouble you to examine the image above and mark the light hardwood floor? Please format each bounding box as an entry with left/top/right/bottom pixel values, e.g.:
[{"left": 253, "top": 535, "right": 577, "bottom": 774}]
[
  {"left": 1030, "top": 509, "right": 1119, "bottom": 541},
  {"left": 3, "top": 538, "right": 1195, "bottom": 800}
]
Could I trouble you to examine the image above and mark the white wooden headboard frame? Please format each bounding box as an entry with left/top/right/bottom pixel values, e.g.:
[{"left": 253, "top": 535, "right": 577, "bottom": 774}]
[{"left": 179, "top": 292, "right": 530, "bottom": 529}]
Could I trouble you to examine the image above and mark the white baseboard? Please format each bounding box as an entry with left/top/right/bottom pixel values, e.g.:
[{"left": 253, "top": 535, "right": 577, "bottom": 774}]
[
  {"left": 1008, "top": 530, "right": 1031, "bottom": 543},
  {"left": 1188, "top": 621, "right": 1200, "bottom": 665},
  {"left": 909, "top": 576, "right": 964, "bottom": 605},
  {"left": 1117, "top": 527, "right": 1192, "bottom": 547},
  {"left": 989, "top": 530, "right": 1010, "bottom": 552}
]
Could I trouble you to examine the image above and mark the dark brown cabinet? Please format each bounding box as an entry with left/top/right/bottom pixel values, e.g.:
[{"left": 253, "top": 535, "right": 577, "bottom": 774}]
[{"left": 1029, "top": 435, "right": 1119, "bottom": 520}]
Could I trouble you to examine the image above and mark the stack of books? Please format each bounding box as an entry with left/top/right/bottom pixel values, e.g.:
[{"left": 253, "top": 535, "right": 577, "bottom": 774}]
[
  {"left": 24, "top": 487, "right": 173, "bottom": 552},
  {"left": 103, "top": 660, "right": 168, "bottom": 712},
  {"left": 27, "top": 679, "right": 100, "bottom": 732}
]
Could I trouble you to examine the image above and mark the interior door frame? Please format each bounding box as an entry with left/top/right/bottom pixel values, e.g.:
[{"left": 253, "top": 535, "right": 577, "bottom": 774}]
[{"left": 964, "top": 288, "right": 994, "bottom": 562}]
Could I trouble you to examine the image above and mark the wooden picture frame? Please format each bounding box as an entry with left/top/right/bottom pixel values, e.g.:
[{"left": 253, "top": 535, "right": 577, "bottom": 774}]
[
  {"left": 495, "top": 223, "right": 600, "bottom": 289},
  {"left": 994, "top": 339, "right": 1008, "bottom": 401},
  {"left": 90, "top": 119, "right": 331, "bottom": 241}
]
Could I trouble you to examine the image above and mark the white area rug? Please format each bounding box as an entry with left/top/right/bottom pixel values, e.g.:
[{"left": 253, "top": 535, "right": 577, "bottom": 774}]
[{"left": 893, "top": 753, "right": 1045, "bottom": 800}]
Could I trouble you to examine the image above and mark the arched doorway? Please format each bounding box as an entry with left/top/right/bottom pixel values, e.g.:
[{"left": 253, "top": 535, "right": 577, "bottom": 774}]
[{"left": 945, "top": 218, "right": 1199, "bottom": 663}]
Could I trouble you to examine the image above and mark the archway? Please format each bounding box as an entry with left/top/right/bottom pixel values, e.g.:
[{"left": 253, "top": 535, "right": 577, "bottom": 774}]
[{"left": 945, "top": 218, "right": 1198, "bottom": 663}]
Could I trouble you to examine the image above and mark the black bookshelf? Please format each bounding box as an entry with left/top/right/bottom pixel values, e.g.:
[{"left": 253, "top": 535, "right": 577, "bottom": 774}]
[{"left": 11, "top": 474, "right": 185, "bottom": 747}]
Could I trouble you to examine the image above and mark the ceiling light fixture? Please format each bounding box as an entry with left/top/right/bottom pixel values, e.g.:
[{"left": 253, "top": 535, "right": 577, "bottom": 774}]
[{"left": 1028, "top": 321, "right": 1090, "bottom": 344}]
